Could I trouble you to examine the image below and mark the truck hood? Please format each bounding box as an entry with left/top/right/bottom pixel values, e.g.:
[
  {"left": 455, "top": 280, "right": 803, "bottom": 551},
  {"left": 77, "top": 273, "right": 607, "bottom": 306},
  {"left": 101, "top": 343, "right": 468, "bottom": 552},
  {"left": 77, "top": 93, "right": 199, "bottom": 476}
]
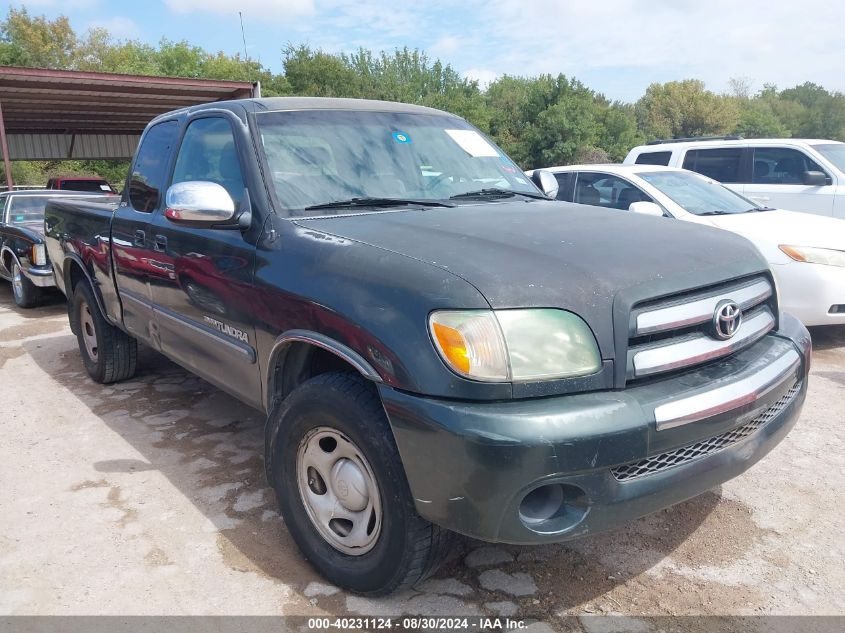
[
  {"left": 295, "top": 200, "right": 769, "bottom": 357},
  {"left": 696, "top": 209, "right": 845, "bottom": 251}
]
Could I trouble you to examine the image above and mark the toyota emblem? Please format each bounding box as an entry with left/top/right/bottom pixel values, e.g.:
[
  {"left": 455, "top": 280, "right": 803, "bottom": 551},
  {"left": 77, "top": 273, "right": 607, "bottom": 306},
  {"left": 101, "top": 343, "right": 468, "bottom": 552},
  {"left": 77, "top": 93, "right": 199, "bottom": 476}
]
[{"left": 713, "top": 300, "right": 742, "bottom": 340}]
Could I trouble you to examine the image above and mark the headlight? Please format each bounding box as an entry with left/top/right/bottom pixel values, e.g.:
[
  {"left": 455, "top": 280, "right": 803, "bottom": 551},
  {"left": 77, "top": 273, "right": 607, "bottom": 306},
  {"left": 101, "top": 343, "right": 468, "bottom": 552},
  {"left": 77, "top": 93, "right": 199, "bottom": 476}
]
[
  {"left": 779, "top": 245, "right": 845, "bottom": 267},
  {"left": 31, "top": 244, "right": 47, "bottom": 266},
  {"left": 429, "top": 309, "right": 601, "bottom": 382}
]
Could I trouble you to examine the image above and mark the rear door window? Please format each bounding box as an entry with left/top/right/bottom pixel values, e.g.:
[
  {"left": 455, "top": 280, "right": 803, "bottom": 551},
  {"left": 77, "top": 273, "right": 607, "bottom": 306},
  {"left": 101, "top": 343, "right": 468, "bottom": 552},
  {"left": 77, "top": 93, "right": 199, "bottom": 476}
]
[
  {"left": 635, "top": 151, "right": 671, "bottom": 166},
  {"left": 751, "top": 147, "right": 825, "bottom": 184},
  {"left": 682, "top": 148, "right": 744, "bottom": 183},
  {"left": 128, "top": 120, "right": 179, "bottom": 212}
]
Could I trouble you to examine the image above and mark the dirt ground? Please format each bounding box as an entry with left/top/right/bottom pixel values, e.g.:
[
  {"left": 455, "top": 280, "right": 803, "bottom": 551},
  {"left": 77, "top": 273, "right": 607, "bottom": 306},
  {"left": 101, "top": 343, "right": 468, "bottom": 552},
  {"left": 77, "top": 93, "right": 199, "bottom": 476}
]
[{"left": 1, "top": 285, "right": 843, "bottom": 629}]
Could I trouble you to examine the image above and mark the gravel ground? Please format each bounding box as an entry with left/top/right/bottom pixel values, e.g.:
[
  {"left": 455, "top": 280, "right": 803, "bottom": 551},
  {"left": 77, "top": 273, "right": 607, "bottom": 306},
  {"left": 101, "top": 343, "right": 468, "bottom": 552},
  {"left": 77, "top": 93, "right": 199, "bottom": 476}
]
[{"left": 0, "top": 285, "right": 843, "bottom": 629}]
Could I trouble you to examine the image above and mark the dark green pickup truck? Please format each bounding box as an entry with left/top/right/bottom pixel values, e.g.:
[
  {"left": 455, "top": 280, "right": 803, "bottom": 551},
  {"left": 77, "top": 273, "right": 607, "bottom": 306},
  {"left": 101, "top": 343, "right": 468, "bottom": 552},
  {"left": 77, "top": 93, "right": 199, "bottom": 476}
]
[{"left": 44, "top": 97, "right": 810, "bottom": 595}]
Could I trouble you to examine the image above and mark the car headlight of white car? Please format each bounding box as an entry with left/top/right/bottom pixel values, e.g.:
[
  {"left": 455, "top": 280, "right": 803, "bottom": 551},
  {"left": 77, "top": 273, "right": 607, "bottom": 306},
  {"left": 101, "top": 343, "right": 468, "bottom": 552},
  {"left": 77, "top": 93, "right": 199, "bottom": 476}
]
[
  {"left": 429, "top": 308, "right": 601, "bottom": 381},
  {"left": 779, "top": 245, "right": 845, "bottom": 268}
]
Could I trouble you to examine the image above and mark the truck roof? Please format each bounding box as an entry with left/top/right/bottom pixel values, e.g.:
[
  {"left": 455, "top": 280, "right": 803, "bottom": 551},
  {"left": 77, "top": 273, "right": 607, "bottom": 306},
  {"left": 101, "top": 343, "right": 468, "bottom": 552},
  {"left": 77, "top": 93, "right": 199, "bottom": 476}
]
[{"left": 152, "top": 96, "right": 460, "bottom": 124}]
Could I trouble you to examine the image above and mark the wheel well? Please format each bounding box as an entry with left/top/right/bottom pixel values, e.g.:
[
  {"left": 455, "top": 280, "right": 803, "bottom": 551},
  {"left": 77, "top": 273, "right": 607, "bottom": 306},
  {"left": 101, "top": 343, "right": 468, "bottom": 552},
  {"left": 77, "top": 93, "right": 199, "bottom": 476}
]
[
  {"left": 271, "top": 342, "right": 364, "bottom": 406},
  {"left": 67, "top": 261, "right": 87, "bottom": 293},
  {"left": 1, "top": 248, "right": 15, "bottom": 272}
]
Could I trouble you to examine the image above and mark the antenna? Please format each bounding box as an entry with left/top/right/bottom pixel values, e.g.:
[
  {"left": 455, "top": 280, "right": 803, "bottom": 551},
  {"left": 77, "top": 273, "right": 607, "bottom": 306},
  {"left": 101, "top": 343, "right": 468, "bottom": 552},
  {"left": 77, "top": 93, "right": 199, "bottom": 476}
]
[{"left": 239, "top": 11, "right": 249, "bottom": 62}]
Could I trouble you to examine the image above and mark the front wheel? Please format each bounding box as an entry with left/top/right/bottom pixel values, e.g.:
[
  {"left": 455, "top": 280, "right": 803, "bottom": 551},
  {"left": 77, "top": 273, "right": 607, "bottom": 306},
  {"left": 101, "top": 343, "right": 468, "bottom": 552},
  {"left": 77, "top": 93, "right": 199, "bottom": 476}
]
[
  {"left": 70, "top": 281, "right": 137, "bottom": 383},
  {"left": 268, "top": 371, "right": 454, "bottom": 595},
  {"left": 11, "top": 261, "right": 41, "bottom": 308}
]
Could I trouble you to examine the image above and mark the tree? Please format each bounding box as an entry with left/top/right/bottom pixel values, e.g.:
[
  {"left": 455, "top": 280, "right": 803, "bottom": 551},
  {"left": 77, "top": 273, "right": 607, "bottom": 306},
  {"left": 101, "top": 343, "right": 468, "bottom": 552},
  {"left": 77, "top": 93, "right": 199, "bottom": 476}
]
[
  {"left": 636, "top": 80, "right": 739, "bottom": 139},
  {"left": 733, "top": 104, "right": 790, "bottom": 138},
  {"left": 779, "top": 82, "right": 845, "bottom": 140},
  {"left": 0, "top": 7, "right": 77, "bottom": 69}
]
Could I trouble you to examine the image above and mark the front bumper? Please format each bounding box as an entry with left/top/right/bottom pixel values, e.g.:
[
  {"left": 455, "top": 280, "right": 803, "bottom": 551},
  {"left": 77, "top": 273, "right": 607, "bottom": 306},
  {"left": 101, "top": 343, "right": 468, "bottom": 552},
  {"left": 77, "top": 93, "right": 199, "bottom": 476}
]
[
  {"left": 22, "top": 264, "right": 56, "bottom": 288},
  {"left": 773, "top": 260, "right": 845, "bottom": 326},
  {"left": 380, "top": 314, "right": 811, "bottom": 544}
]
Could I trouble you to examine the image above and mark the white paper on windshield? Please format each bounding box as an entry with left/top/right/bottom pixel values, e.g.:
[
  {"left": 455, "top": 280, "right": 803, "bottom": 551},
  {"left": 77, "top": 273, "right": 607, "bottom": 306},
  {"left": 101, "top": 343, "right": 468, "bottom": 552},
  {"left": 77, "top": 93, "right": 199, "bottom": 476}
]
[
  {"left": 99, "top": 184, "right": 111, "bottom": 191},
  {"left": 445, "top": 129, "right": 499, "bottom": 157}
]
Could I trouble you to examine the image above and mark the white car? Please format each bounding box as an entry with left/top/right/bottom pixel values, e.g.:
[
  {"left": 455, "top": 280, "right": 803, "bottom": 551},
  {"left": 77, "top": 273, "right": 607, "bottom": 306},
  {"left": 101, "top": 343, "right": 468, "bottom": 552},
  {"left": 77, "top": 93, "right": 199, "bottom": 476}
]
[
  {"left": 534, "top": 164, "right": 845, "bottom": 326},
  {"left": 623, "top": 137, "right": 845, "bottom": 219}
]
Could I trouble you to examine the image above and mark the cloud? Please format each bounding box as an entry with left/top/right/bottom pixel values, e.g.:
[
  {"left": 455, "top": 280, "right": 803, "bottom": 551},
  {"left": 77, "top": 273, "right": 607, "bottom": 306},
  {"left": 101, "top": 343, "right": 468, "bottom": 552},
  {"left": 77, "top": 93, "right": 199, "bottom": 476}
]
[
  {"left": 87, "top": 16, "right": 140, "bottom": 40},
  {"left": 463, "top": 68, "right": 498, "bottom": 89},
  {"left": 472, "top": 0, "right": 845, "bottom": 98},
  {"left": 430, "top": 35, "right": 460, "bottom": 57},
  {"left": 163, "top": 0, "right": 315, "bottom": 20},
  {"left": 15, "top": 0, "right": 99, "bottom": 7}
]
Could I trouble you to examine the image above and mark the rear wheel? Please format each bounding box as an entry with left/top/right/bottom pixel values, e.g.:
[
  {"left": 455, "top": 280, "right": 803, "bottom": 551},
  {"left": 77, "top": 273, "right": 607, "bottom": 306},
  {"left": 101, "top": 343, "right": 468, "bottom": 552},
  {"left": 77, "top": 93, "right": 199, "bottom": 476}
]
[
  {"left": 268, "top": 371, "right": 454, "bottom": 595},
  {"left": 71, "top": 281, "right": 137, "bottom": 383},
  {"left": 11, "top": 261, "right": 41, "bottom": 308}
]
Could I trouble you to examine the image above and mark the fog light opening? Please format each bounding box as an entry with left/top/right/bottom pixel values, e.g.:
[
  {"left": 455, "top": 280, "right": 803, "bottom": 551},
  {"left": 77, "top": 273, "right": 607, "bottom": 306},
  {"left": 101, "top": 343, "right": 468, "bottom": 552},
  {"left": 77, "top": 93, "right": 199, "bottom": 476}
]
[
  {"left": 518, "top": 483, "right": 590, "bottom": 533},
  {"left": 829, "top": 304, "right": 845, "bottom": 314},
  {"left": 519, "top": 484, "right": 565, "bottom": 525}
]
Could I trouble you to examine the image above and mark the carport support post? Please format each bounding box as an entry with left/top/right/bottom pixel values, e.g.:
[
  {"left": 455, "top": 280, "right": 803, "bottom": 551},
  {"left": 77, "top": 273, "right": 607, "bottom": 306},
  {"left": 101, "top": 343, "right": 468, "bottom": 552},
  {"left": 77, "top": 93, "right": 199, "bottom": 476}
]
[{"left": 0, "top": 101, "right": 12, "bottom": 190}]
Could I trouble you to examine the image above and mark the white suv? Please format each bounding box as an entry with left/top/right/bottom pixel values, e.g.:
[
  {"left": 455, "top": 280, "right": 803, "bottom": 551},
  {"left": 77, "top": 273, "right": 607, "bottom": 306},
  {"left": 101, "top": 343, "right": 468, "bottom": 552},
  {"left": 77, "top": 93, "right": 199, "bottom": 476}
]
[{"left": 623, "top": 137, "right": 845, "bottom": 218}]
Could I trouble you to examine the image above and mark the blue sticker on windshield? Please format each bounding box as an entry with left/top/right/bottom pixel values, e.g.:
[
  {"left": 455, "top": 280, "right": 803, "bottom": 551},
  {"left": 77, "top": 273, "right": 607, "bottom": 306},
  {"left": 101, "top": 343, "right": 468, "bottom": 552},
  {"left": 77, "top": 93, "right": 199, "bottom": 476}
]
[{"left": 392, "top": 132, "right": 411, "bottom": 144}]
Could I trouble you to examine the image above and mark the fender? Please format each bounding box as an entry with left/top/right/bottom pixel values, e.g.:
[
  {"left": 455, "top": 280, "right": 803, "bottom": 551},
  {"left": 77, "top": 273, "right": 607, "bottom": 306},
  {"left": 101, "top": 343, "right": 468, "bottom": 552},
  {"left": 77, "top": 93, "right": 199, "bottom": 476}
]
[
  {"left": 62, "top": 252, "right": 115, "bottom": 327},
  {"left": 263, "top": 329, "right": 383, "bottom": 413}
]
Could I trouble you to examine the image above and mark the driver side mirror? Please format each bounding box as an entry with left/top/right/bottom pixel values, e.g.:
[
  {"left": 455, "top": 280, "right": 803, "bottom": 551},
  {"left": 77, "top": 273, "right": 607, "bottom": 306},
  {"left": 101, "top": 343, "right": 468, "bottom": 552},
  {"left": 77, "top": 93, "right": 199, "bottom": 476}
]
[
  {"left": 164, "top": 181, "right": 237, "bottom": 227},
  {"left": 629, "top": 201, "right": 665, "bottom": 217},
  {"left": 530, "top": 170, "right": 560, "bottom": 199},
  {"left": 802, "top": 170, "right": 831, "bottom": 186}
]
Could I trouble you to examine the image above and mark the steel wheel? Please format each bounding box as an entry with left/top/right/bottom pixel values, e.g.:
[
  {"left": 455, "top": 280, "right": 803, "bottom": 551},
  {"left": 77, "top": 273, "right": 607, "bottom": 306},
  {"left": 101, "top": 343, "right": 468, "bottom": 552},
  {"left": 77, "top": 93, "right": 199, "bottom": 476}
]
[
  {"left": 79, "top": 299, "right": 99, "bottom": 361},
  {"left": 296, "top": 426, "right": 382, "bottom": 555},
  {"left": 11, "top": 262, "right": 23, "bottom": 301}
]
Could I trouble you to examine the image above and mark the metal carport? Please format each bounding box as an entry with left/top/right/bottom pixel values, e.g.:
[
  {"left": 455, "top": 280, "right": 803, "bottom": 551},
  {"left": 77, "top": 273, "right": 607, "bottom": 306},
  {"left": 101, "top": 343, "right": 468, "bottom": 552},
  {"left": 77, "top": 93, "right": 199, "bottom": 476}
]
[{"left": 0, "top": 65, "right": 259, "bottom": 188}]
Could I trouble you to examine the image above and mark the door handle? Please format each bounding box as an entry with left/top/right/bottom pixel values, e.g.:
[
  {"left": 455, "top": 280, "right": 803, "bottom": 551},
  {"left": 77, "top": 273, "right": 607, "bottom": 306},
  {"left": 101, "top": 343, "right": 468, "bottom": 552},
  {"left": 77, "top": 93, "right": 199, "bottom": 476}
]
[
  {"left": 154, "top": 235, "right": 168, "bottom": 252},
  {"left": 133, "top": 229, "right": 145, "bottom": 246}
]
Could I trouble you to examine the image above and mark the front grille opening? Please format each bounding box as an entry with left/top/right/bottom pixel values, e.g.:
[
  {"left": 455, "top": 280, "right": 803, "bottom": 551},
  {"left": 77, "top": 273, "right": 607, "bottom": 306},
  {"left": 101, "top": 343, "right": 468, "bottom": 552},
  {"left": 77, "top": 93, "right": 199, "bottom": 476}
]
[
  {"left": 628, "top": 322, "right": 703, "bottom": 348},
  {"left": 625, "top": 274, "right": 777, "bottom": 383},
  {"left": 611, "top": 382, "right": 802, "bottom": 482}
]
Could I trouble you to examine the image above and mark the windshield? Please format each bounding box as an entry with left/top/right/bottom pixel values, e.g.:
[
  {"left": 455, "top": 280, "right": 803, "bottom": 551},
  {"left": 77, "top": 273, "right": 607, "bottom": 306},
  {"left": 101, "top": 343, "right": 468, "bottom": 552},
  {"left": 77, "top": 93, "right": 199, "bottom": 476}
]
[
  {"left": 811, "top": 143, "right": 845, "bottom": 174},
  {"left": 638, "top": 171, "right": 759, "bottom": 215},
  {"left": 255, "top": 109, "right": 540, "bottom": 215}
]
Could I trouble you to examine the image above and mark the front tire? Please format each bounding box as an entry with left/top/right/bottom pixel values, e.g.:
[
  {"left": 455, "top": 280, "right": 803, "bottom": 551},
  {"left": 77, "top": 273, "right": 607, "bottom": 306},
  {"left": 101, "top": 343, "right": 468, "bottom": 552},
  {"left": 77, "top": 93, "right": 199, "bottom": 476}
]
[
  {"left": 268, "top": 371, "right": 454, "bottom": 595},
  {"left": 11, "top": 261, "right": 41, "bottom": 308},
  {"left": 70, "top": 281, "right": 137, "bottom": 383}
]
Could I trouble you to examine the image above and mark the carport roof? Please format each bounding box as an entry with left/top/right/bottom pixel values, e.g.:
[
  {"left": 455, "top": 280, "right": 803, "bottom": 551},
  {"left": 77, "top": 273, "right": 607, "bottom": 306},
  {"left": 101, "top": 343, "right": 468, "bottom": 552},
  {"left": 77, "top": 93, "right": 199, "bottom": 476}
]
[{"left": 0, "top": 65, "right": 258, "bottom": 135}]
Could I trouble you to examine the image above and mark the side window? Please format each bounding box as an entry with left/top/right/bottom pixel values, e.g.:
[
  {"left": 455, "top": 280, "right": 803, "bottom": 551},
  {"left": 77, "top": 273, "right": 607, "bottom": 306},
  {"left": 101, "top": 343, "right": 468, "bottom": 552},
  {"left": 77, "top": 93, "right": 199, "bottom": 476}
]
[
  {"left": 682, "top": 148, "right": 744, "bottom": 183},
  {"left": 128, "top": 120, "right": 179, "bottom": 212},
  {"left": 635, "top": 151, "right": 671, "bottom": 166},
  {"left": 752, "top": 147, "right": 825, "bottom": 184},
  {"left": 573, "top": 172, "right": 651, "bottom": 210},
  {"left": 553, "top": 172, "right": 573, "bottom": 200},
  {"left": 172, "top": 117, "right": 245, "bottom": 206}
]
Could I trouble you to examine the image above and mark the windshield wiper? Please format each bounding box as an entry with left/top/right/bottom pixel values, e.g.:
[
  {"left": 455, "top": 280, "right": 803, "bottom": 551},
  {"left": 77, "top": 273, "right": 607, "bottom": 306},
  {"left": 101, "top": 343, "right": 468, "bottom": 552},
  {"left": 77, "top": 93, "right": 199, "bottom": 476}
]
[
  {"left": 450, "top": 188, "right": 549, "bottom": 200},
  {"left": 697, "top": 210, "right": 733, "bottom": 216},
  {"left": 304, "top": 197, "right": 454, "bottom": 211},
  {"left": 751, "top": 206, "right": 775, "bottom": 212}
]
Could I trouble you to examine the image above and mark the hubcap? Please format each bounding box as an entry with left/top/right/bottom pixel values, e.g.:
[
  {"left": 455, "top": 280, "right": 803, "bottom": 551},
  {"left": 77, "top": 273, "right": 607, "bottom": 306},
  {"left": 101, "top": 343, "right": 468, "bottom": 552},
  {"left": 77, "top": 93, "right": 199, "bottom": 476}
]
[
  {"left": 79, "top": 300, "right": 98, "bottom": 361},
  {"left": 296, "top": 427, "right": 382, "bottom": 555},
  {"left": 11, "top": 263, "right": 23, "bottom": 300}
]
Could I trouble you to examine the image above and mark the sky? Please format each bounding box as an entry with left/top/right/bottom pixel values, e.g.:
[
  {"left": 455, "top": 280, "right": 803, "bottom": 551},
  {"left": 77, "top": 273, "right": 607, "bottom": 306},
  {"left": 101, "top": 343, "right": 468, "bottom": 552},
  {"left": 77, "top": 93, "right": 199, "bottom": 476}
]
[{"left": 7, "top": 0, "right": 845, "bottom": 102}]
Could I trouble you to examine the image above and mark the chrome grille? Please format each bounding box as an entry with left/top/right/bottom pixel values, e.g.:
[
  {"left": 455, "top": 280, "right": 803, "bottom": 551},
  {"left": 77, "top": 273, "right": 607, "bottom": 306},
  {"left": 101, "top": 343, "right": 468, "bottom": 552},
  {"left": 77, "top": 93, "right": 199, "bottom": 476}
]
[
  {"left": 611, "top": 382, "right": 801, "bottom": 482},
  {"left": 627, "top": 276, "right": 775, "bottom": 380}
]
